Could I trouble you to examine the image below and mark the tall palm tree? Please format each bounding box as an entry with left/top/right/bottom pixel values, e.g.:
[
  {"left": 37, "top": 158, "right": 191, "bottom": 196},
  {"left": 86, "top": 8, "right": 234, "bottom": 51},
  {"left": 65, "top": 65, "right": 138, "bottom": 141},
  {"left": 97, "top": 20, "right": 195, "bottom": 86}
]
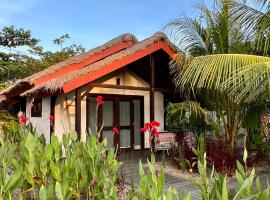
[{"left": 165, "top": 0, "right": 268, "bottom": 147}]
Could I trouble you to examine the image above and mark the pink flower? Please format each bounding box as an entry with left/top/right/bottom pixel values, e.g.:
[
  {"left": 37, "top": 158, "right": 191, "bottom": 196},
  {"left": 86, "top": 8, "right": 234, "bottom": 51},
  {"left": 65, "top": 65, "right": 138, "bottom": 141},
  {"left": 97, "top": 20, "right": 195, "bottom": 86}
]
[
  {"left": 112, "top": 127, "right": 119, "bottom": 135},
  {"left": 96, "top": 96, "right": 104, "bottom": 105}
]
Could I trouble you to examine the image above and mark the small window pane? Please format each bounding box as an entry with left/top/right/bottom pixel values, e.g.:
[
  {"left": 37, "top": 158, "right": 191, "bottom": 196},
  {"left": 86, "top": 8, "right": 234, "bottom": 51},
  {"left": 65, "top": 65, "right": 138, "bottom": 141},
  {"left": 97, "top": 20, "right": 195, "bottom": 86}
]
[{"left": 31, "top": 99, "right": 42, "bottom": 117}]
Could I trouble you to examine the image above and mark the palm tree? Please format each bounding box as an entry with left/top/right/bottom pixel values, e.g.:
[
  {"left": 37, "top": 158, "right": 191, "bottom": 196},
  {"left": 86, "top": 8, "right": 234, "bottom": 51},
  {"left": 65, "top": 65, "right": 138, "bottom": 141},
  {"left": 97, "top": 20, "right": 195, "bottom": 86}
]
[
  {"left": 227, "top": 0, "right": 270, "bottom": 55},
  {"left": 165, "top": 0, "right": 269, "bottom": 147}
]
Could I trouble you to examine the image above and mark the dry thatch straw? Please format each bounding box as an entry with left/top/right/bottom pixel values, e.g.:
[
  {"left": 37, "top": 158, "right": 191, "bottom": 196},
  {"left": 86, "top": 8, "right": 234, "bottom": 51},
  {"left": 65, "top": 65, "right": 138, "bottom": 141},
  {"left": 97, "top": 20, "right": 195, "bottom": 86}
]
[
  {"left": 0, "top": 33, "right": 138, "bottom": 96},
  {"left": 21, "top": 32, "right": 177, "bottom": 97}
]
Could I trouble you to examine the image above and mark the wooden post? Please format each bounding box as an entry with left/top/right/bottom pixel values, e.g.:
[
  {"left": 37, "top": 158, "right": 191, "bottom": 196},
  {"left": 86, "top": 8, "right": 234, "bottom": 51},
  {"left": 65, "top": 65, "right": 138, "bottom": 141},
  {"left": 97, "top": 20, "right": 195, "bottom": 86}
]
[
  {"left": 75, "top": 88, "right": 81, "bottom": 140},
  {"left": 150, "top": 54, "right": 155, "bottom": 149},
  {"left": 150, "top": 54, "right": 155, "bottom": 121},
  {"left": 50, "top": 96, "right": 56, "bottom": 142}
]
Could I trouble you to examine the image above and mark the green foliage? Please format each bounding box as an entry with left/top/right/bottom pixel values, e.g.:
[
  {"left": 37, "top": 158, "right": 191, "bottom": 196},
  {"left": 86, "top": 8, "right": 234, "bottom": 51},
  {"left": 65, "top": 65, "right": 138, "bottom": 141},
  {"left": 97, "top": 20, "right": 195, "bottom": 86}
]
[
  {"left": 134, "top": 154, "right": 179, "bottom": 200},
  {"left": 0, "top": 131, "right": 121, "bottom": 199}
]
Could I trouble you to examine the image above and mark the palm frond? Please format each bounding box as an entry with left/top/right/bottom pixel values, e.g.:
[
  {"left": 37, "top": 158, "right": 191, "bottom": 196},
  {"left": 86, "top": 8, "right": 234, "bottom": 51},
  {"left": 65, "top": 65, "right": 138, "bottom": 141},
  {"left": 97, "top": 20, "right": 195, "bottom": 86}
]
[
  {"left": 167, "top": 101, "right": 208, "bottom": 121},
  {"left": 223, "top": 61, "right": 270, "bottom": 103},
  {"left": 227, "top": 0, "right": 270, "bottom": 54},
  {"left": 176, "top": 54, "right": 270, "bottom": 92},
  {"left": 164, "top": 15, "right": 209, "bottom": 55}
]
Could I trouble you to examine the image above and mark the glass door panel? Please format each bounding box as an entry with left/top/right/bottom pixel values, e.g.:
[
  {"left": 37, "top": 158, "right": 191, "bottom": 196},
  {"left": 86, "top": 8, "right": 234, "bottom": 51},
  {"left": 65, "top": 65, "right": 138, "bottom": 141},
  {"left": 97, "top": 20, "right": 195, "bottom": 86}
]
[
  {"left": 134, "top": 99, "right": 141, "bottom": 149},
  {"left": 103, "top": 130, "right": 114, "bottom": 148},
  {"left": 103, "top": 100, "right": 114, "bottom": 126},
  {"left": 88, "top": 97, "right": 97, "bottom": 134},
  {"left": 102, "top": 100, "right": 114, "bottom": 148},
  {"left": 119, "top": 101, "right": 131, "bottom": 148}
]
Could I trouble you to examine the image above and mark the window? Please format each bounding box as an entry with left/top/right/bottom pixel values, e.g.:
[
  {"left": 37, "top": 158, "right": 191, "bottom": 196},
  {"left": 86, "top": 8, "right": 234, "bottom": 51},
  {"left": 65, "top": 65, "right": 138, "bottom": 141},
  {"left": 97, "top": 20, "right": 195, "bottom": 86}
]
[
  {"left": 116, "top": 78, "right": 121, "bottom": 85},
  {"left": 31, "top": 99, "right": 42, "bottom": 117}
]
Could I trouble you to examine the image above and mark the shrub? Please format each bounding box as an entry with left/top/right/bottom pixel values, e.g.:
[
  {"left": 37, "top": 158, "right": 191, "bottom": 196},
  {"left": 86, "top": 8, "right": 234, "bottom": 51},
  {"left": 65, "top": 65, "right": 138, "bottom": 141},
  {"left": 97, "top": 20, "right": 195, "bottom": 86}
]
[{"left": 205, "top": 137, "right": 239, "bottom": 175}]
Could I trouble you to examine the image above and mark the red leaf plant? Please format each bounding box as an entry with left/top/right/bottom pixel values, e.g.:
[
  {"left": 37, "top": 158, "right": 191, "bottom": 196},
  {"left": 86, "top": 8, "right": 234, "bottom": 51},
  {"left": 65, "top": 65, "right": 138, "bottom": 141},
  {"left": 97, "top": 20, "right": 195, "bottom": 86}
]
[
  {"left": 206, "top": 138, "right": 239, "bottom": 175},
  {"left": 140, "top": 120, "right": 160, "bottom": 148}
]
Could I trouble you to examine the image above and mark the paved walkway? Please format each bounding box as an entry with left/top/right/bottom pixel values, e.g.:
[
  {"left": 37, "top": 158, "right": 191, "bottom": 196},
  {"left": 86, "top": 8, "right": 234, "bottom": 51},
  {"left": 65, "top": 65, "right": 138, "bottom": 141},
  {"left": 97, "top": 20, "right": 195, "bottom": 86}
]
[
  {"left": 117, "top": 151, "right": 201, "bottom": 200},
  {"left": 117, "top": 151, "right": 270, "bottom": 200}
]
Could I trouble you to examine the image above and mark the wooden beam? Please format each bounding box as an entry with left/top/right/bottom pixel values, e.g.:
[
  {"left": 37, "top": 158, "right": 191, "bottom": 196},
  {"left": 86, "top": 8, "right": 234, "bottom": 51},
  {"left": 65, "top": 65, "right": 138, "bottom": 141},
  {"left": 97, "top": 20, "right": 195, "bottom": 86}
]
[
  {"left": 75, "top": 88, "right": 81, "bottom": 140},
  {"left": 88, "top": 83, "right": 173, "bottom": 93},
  {"left": 90, "top": 83, "right": 150, "bottom": 91}
]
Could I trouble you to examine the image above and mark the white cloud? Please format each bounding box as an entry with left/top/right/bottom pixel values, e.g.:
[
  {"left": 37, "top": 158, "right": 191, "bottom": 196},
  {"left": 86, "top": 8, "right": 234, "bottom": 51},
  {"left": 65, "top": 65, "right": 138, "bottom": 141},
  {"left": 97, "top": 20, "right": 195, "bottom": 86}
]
[{"left": 0, "top": 0, "right": 37, "bottom": 25}]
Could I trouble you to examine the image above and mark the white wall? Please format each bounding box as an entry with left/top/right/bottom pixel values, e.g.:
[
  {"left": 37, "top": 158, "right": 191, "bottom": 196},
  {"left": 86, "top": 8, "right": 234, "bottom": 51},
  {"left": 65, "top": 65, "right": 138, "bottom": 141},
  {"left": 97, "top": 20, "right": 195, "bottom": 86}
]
[
  {"left": 54, "top": 69, "right": 165, "bottom": 148},
  {"left": 54, "top": 91, "right": 76, "bottom": 140},
  {"left": 26, "top": 97, "right": 51, "bottom": 144}
]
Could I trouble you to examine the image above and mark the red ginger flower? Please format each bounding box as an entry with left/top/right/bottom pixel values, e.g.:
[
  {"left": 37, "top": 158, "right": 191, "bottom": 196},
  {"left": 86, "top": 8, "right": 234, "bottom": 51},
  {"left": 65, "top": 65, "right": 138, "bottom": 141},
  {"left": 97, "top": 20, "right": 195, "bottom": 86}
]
[
  {"left": 152, "top": 127, "right": 159, "bottom": 137},
  {"left": 140, "top": 127, "right": 147, "bottom": 132},
  {"left": 96, "top": 96, "right": 104, "bottom": 105},
  {"left": 19, "top": 115, "right": 27, "bottom": 125},
  {"left": 151, "top": 120, "right": 160, "bottom": 127},
  {"left": 49, "top": 116, "right": 55, "bottom": 121},
  {"left": 112, "top": 127, "right": 119, "bottom": 135},
  {"left": 139, "top": 120, "right": 160, "bottom": 148},
  {"left": 144, "top": 122, "right": 151, "bottom": 129}
]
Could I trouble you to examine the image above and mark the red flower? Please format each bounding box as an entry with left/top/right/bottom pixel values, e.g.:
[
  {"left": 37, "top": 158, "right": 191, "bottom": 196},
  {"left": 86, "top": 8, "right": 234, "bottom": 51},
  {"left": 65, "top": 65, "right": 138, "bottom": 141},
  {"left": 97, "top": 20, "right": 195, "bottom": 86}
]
[
  {"left": 140, "top": 127, "right": 147, "bottom": 132},
  {"left": 144, "top": 122, "right": 151, "bottom": 129},
  {"left": 49, "top": 116, "right": 55, "bottom": 121},
  {"left": 112, "top": 127, "right": 119, "bottom": 135},
  {"left": 151, "top": 120, "right": 160, "bottom": 127},
  {"left": 19, "top": 115, "right": 27, "bottom": 125},
  {"left": 152, "top": 127, "right": 159, "bottom": 137},
  {"left": 96, "top": 96, "right": 104, "bottom": 105}
]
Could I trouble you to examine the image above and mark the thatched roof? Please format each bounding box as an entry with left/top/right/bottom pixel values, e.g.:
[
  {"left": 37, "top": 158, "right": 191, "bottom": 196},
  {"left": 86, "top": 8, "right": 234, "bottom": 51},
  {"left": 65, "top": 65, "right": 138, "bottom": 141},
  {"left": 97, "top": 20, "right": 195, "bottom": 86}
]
[
  {"left": 1, "top": 32, "right": 177, "bottom": 99},
  {"left": 20, "top": 32, "right": 176, "bottom": 97},
  {"left": 0, "top": 33, "right": 138, "bottom": 97}
]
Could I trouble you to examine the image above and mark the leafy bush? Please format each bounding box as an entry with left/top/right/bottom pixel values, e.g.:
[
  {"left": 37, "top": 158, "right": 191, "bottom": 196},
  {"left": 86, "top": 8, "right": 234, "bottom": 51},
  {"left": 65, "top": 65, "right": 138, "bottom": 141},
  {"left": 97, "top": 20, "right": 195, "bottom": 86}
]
[{"left": 0, "top": 131, "right": 121, "bottom": 199}]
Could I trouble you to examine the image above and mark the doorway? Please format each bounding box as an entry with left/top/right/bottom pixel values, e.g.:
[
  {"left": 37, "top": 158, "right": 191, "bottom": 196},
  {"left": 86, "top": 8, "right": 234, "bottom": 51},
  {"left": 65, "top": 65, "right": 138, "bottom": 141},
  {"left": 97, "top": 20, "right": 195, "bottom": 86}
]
[{"left": 87, "top": 94, "right": 144, "bottom": 150}]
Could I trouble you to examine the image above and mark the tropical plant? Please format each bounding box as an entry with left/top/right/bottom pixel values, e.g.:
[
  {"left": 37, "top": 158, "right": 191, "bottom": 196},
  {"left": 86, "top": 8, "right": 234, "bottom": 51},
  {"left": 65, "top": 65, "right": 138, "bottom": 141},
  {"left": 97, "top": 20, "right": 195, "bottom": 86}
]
[
  {"left": 165, "top": 0, "right": 270, "bottom": 147},
  {"left": 134, "top": 154, "right": 180, "bottom": 200}
]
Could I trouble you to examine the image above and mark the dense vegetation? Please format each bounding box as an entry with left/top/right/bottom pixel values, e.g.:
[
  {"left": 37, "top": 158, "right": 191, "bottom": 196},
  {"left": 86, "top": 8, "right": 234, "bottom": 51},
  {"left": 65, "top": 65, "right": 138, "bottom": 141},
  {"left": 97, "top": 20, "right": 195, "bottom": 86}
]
[
  {"left": 2, "top": 121, "right": 270, "bottom": 199},
  {"left": 0, "top": 26, "right": 85, "bottom": 89},
  {"left": 165, "top": 0, "right": 270, "bottom": 174}
]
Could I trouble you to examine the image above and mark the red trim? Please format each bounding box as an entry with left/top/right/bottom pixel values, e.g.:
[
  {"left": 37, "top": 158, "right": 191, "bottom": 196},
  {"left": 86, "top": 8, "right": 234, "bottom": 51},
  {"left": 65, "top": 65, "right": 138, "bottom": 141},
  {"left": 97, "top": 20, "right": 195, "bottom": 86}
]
[
  {"left": 34, "top": 41, "right": 135, "bottom": 86},
  {"left": 62, "top": 41, "right": 175, "bottom": 93}
]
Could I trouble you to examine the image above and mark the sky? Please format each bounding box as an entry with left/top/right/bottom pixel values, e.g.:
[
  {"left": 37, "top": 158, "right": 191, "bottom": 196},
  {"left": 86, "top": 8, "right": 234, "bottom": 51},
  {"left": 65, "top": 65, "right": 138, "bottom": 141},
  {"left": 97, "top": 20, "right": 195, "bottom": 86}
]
[{"left": 0, "top": 0, "right": 212, "bottom": 52}]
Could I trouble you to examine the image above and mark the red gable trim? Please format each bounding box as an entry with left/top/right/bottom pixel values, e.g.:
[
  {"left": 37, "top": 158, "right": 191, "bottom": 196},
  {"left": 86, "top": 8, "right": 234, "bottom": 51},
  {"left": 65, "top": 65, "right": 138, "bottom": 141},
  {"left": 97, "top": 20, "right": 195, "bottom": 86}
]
[
  {"left": 34, "top": 41, "right": 134, "bottom": 86},
  {"left": 62, "top": 41, "right": 175, "bottom": 93}
]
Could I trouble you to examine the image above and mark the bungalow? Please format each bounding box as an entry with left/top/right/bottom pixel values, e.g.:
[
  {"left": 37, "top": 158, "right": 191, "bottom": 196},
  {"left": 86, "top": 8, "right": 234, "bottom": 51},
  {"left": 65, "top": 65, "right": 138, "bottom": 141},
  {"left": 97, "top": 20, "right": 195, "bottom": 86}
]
[{"left": 0, "top": 32, "right": 177, "bottom": 150}]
